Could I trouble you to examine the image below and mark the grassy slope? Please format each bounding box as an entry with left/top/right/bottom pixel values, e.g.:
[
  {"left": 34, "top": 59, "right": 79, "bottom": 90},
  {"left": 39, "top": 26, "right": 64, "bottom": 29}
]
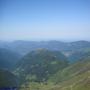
[
  {"left": 21, "top": 56, "right": 90, "bottom": 90},
  {"left": 50, "top": 69, "right": 90, "bottom": 90},
  {"left": 48, "top": 56, "right": 90, "bottom": 90}
]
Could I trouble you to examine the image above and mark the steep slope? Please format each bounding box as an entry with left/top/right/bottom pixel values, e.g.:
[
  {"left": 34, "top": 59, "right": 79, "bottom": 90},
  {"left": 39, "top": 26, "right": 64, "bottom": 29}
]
[
  {"left": 48, "top": 56, "right": 90, "bottom": 90},
  {"left": 0, "top": 69, "right": 19, "bottom": 88},
  {"left": 49, "top": 70, "right": 90, "bottom": 90},
  {"left": 0, "top": 48, "right": 21, "bottom": 70},
  {"left": 19, "top": 56, "right": 90, "bottom": 90},
  {"left": 14, "top": 49, "right": 68, "bottom": 83},
  {"left": 49, "top": 56, "right": 90, "bottom": 83},
  {"left": 20, "top": 57, "right": 90, "bottom": 90}
]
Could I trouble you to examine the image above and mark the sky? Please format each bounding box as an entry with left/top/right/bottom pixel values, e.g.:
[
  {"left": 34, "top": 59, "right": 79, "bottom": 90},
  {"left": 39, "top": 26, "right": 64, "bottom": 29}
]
[{"left": 0, "top": 0, "right": 90, "bottom": 41}]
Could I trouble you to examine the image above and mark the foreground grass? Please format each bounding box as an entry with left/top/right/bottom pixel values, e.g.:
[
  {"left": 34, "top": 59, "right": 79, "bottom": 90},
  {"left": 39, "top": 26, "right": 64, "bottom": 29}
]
[{"left": 18, "top": 70, "right": 90, "bottom": 90}]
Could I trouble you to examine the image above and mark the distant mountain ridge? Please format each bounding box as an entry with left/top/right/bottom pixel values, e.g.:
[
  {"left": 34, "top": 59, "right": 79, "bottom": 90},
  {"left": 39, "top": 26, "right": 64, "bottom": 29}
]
[
  {"left": 47, "top": 56, "right": 90, "bottom": 90},
  {"left": 0, "top": 40, "right": 90, "bottom": 55}
]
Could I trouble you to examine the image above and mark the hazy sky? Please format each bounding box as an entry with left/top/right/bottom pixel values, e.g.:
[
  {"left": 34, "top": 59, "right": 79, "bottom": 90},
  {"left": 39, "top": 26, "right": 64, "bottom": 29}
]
[{"left": 0, "top": 0, "right": 90, "bottom": 41}]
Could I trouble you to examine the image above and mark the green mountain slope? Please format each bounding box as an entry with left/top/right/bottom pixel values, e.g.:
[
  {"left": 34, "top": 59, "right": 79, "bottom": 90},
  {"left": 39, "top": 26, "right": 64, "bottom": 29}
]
[
  {"left": 49, "top": 56, "right": 90, "bottom": 83},
  {"left": 0, "top": 69, "right": 19, "bottom": 88},
  {"left": 50, "top": 70, "right": 90, "bottom": 90},
  {"left": 48, "top": 56, "right": 90, "bottom": 90},
  {"left": 14, "top": 48, "right": 68, "bottom": 83},
  {"left": 20, "top": 56, "right": 90, "bottom": 90}
]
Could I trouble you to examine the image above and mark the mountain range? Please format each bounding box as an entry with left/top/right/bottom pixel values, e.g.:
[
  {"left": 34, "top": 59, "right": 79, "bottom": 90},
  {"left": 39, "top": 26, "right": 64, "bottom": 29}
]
[
  {"left": 0, "top": 40, "right": 90, "bottom": 90},
  {"left": 0, "top": 40, "right": 90, "bottom": 56}
]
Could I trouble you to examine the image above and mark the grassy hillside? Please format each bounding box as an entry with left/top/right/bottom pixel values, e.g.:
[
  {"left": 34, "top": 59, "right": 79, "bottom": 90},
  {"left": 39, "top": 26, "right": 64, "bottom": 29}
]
[
  {"left": 20, "top": 56, "right": 90, "bottom": 90},
  {"left": 50, "top": 70, "right": 90, "bottom": 90},
  {"left": 48, "top": 56, "right": 90, "bottom": 83},
  {"left": 14, "top": 49, "right": 68, "bottom": 83},
  {"left": 48, "top": 56, "right": 90, "bottom": 90}
]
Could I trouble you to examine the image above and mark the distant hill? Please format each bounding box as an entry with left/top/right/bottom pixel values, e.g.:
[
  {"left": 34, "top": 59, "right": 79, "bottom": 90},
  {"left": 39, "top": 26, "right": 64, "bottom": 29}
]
[
  {"left": 67, "top": 49, "right": 90, "bottom": 63},
  {"left": 0, "top": 40, "right": 90, "bottom": 56},
  {"left": 0, "top": 69, "right": 19, "bottom": 88},
  {"left": 0, "top": 48, "right": 21, "bottom": 70},
  {"left": 14, "top": 49, "right": 68, "bottom": 83}
]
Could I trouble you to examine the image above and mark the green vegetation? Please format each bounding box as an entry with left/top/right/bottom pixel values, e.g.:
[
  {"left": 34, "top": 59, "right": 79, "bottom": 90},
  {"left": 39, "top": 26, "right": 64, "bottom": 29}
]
[
  {"left": 13, "top": 49, "right": 90, "bottom": 90},
  {"left": 19, "top": 56, "right": 90, "bottom": 90},
  {"left": 14, "top": 49, "right": 68, "bottom": 83},
  {"left": 0, "top": 69, "right": 19, "bottom": 88},
  {"left": 0, "top": 41, "right": 90, "bottom": 90}
]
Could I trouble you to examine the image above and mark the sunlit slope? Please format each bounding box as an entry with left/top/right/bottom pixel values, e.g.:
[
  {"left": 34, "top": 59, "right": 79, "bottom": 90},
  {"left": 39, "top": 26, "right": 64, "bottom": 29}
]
[
  {"left": 19, "top": 57, "right": 90, "bottom": 90},
  {"left": 14, "top": 49, "right": 90, "bottom": 90},
  {"left": 48, "top": 56, "right": 90, "bottom": 90},
  {"left": 14, "top": 49, "right": 68, "bottom": 83}
]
